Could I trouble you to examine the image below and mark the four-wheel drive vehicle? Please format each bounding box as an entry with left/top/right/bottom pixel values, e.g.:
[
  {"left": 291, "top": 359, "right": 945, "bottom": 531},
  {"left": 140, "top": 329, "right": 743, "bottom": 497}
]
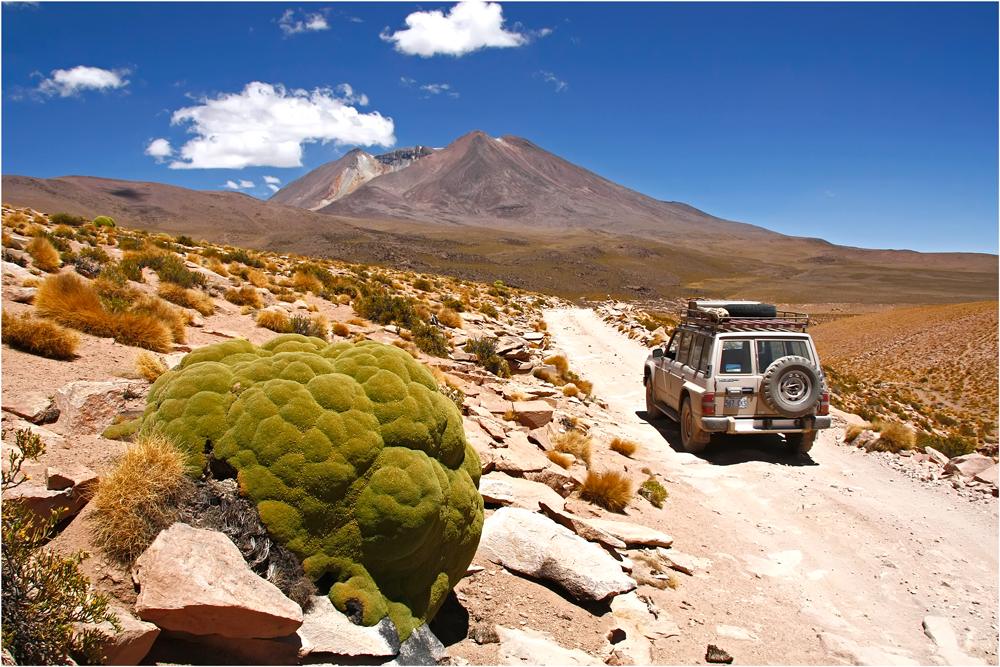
[{"left": 643, "top": 300, "right": 830, "bottom": 454}]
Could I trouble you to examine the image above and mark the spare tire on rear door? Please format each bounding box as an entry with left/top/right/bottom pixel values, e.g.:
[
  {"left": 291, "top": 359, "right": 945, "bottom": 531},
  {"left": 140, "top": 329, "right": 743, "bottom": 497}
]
[
  {"left": 760, "top": 356, "right": 822, "bottom": 418},
  {"left": 723, "top": 303, "right": 778, "bottom": 318}
]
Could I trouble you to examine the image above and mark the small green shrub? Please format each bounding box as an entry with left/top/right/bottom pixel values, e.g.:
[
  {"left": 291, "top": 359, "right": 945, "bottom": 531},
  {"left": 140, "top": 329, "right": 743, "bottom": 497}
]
[
  {"left": 48, "top": 213, "right": 87, "bottom": 227},
  {"left": 639, "top": 478, "right": 668, "bottom": 508},
  {"left": 116, "top": 236, "right": 146, "bottom": 252},
  {"left": 92, "top": 216, "right": 115, "bottom": 228},
  {"left": 478, "top": 303, "right": 498, "bottom": 318},
  {"left": 411, "top": 278, "right": 432, "bottom": 292},
  {"left": 442, "top": 298, "right": 464, "bottom": 312},
  {"left": 289, "top": 313, "right": 328, "bottom": 340},
  {"left": 412, "top": 321, "right": 449, "bottom": 358},
  {"left": 917, "top": 431, "right": 976, "bottom": 459},
  {"left": 354, "top": 288, "right": 418, "bottom": 327}
]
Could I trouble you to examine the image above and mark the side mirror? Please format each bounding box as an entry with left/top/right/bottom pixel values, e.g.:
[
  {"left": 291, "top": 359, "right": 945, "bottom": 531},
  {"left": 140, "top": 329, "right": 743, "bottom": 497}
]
[{"left": 652, "top": 349, "right": 664, "bottom": 359}]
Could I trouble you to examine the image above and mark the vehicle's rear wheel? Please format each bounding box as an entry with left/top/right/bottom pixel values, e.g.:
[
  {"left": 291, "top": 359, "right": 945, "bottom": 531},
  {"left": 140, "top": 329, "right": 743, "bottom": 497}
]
[
  {"left": 786, "top": 431, "right": 817, "bottom": 454},
  {"left": 645, "top": 376, "right": 664, "bottom": 420},
  {"left": 680, "top": 396, "right": 708, "bottom": 454}
]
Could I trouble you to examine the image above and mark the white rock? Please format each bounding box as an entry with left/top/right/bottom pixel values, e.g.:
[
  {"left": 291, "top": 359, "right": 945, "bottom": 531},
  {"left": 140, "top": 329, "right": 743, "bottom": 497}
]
[
  {"left": 496, "top": 626, "right": 603, "bottom": 666},
  {"left": 75, "top": 602, "right": 160, "bottom": 666},
  {"left": 943, "top": 454, "right": 994, "bottom": 479},
  {"left": 582, "top": 517, "right": 673, "bottom": 548},
  {"left": 479, "top": 477, "right": 516, "bottom": 505},
  {"left": 818, "top": 632, "right": 919, "bottom": 666},
  {"left": 2, "top": 391, "right": 56, "bottom": 424},
  {"left": 299, "top": 596, "right": 399, "bottom": 658},
  {"left": 922, "top": 616, "right": 957, "bottom": 649},
  {"left": 54, "top": 380, "right": 128, "bottom": 435}
]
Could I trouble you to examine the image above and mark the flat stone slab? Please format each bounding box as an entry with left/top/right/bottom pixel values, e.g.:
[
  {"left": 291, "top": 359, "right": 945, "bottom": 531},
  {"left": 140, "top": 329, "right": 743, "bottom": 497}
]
[
  {"left": 581, "top": 517, "right": 673, "bottom": 548},
  {"left": 484, "top": 473, "right": 565, "bottom": 513},
  {"left": 299, "top": 596, "right": 399, "bottom": 658},
  {"left": 496, "top": 627, "right": 604, "bottom": 666}
]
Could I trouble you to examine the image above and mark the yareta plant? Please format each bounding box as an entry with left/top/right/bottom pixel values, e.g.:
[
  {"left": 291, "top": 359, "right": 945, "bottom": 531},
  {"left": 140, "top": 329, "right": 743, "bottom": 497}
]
[
  {"left": 92, "top": 216, "right": 115, "bottom": 227},
  {"left": 138, "top": 334, "right": 483, "bottom": 640}
]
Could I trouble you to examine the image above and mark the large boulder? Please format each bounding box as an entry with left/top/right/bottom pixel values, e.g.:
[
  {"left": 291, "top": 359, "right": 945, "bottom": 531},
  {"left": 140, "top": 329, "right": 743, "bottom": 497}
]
[
  {"left": 974, "top": 464, "right": 998, "bottom": 486},
  {"left": 484, "top": 473, "right": 565, "bottom": 513},
  {"left": 477, "top": 507, "right": 636, "bottom": 602},
  {"left": 493, "top": 432, "right": 550, "bottom": 474},
  {"left": 538, "top": 501, "right": 626, "bottom": 550},
  {"left": 943, "top": 453, "right": 994, "bottom": 479},
  {"left": 55, "top": 380, "right": 129, "bottom": 435},
  {"left": 134, "top": 523, "right": 303, "bottom": 639}
]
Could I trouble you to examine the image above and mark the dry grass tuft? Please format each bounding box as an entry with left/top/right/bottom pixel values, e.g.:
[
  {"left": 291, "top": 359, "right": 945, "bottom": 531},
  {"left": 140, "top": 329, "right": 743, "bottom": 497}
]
[
  {"left": 332, "top": 322, "right": 350, "bottom": 337},
  {"left": 561, "top": 383, "right": 581, "bottom": 397},
  {"left": 337, "top": 294, "right": 352, "bottom": 306},
  {"left": 347, "top": 317, "right": 365, "bottom": 326},
  {"left": 392, "top": 339, "right": 421, "bottom": 358},
  {"left": 868, "top": 422, "right": 916, "bottom": 453},
  {"left": 158, "top": 283, "right": 215, "bottom": 316},
  {"left": 257, "top": 309, "right": 290, "bottom": 333},
  {"left": 25, "top": 236, "right": 61, "bottom": 272},
  {"left": 246, "top": 268, "right": 270, "bottom": 288},
  {"left": 134, "top": 350, "right": 168, "bottom": 382},
  {"left": 609, "top": 437, "right": 638, "bottom": 457},
  {"left": 631, "top": 551, "right": 679, "bottom": 589},
  {"left": 580, "top": 469, "right": 633, "bottom": 513},
  {"left": 225, "top": 285, "right": 263, "bottom": 309},
  {"left": 545, "top": 355, "right": 570, "bottom": 376},
  {"left": 552, "top": 430, "right": 593, "bottom": 468},
  {"left": 89, "top": 432, "right": 192, "bottom": 565},
  {"left": 547, "top": 451, "right": 574, "bottom": 469},
  {"left": 1, "top": 309, "right": 80, "bottom": 359},
  {"left": 843, "top": 423, "right": 870, "bottom": 443},
  {"left": 206, "top": 258, "right": 229, "bottom": 276},
  {"left": 437, "top": 307, "right": 464, "bottom": 329},
  {"left": 134, "top": 294, "right": 186, "bottom": 345}
]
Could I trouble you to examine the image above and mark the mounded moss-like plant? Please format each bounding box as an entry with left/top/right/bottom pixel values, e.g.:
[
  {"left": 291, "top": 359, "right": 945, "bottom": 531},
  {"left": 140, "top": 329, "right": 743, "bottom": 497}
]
[
  {"left": 1, "top": 309, "right": 80, "bottom": 359},
  {"left": 580, "top": 469, "right": 633, "bottom": 513},
  {"left": 137, "top": 336, "right": 483, "bottom": 640},
  {"left": 609, "top": 437, "right": 638, "bottom": 458},
  {"left": 25, "top": 236, "right": 61, "bottom": 272},
  {"left": 552, "top": 430, "right": 592, "bottom": 468},
  {"left": 92, "top": 216, "right": 115, "bottom": 228},
  {"left": 89, "top": 432, "right": 192, "bottom": 565}
]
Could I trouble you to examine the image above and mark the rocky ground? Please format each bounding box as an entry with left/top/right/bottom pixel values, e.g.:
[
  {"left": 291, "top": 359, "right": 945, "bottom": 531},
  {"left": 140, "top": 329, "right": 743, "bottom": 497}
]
[{"left": 2, "top": 208, "right": 997, "bottom": 666}]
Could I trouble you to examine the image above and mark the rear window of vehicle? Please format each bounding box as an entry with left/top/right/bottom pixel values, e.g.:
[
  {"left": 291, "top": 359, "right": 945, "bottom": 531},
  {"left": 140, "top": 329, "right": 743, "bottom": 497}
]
[
  {"left": 719, "top": 340, "right": 752, "bottom": 374},
  {"left": 757, "top": 340, "right": 811, "bottom": 371}
]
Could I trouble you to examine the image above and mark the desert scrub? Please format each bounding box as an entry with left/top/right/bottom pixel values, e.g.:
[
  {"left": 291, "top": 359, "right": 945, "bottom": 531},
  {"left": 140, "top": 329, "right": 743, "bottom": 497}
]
[
  {"left": 25, "top": 236, "right": 61, "bottom": 272},
  {"left": 225, "top": 285, "right": 264, "bottom": 309},
  {"left": 412, "top": 321, "right": 449, "bottom": 358},
  {"left": 2, "top": 428, "right": 120, "bottom": 664},
  {"left": 580, "top": 469, "right": 633, "bottom": 513},
  {"left": 609, "top": 437, "right": 638, "bottom": 458},
  {"left": 638, "top": 478, "right": 668, "bottom": 508},
  {"left": 257, "top": 309, "right": 291, "bottom": 333},
  {"left": 332, "top": 322, "right": 351, "bottom": 338},
  {"left": 916, "top": 432, "right": 975, "bottom": 459},
  {"left": 158, "top": 283, "right": 215, "bottom": 316},
  {"left": 289, "top": 313, "right": 328, "bottom": 340},
  {"left": 464, "top": 336, "right": 511, "bottom": 378},
  {"left": 437, "top": 307, "right": 464, "bottom": 329},
  {"left": 865, "top": 422, "right": 915, "bottom": 453},
  {"left": 2, "top": 309, "right": 80, "bottom": 359},
  {"left": 137, "top": 336, "right": 484, "bottom": 640},
  {"left": 134, "top": 350, "right": 169, "bottom": 382},
  {"left": 547, "top": 451, "right": 574, "bottom": 469},
  {"left": 551, "top": 430, "right": 592, "bottom": 468},
  {"left": 89, "top": 432, "right": 193, "bottom": 565},
  {"left": 34, "top": 272, "right": 173, "bottom": 352}
]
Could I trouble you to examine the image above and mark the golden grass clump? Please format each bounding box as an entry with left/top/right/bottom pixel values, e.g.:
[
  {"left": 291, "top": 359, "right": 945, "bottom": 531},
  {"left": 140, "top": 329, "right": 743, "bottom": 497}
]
[
  {"left": 631, "top": 551, "right": 679, "bottom": 589},
  {"left": 545, "top": 355, "right": 570, "bottom": 376},
  {"left": 580, "top": 469, "right": 633, "bottom": 513},
  {"left": 332, "top": 322, "right": 350, "bottom": 337},
  {"left": 134, "top": 350, "right": 168, "bottom": 382},
  {"left": 1, "top": 309, "right": 80, "bottom": 359},
  {"left": 225, "top": 285, "right": 263, "bottom": 309},
  {"left": 35, "top": 272, "right": 173, "bottom": 352},
  {"left": 206, "top": 258, "right": 229, "bottom": 276},
  {"left": 134, "top": 294, "right": 186, "bottom": 345},
  {"left": 869, "top": 422, "right": 916, "bottom": 453},
  {"left": 437, "top": 307, "right": 464, "bottom": 329},
  {"left": 843, "top": 422, "right": 870, "bottom": 443},
  {"left": 157, "top": 283, "right": 215, "bottom": 316},
  {"left": 21, "top": 277, "right": 42, "bottom": 288},
  {"left": 89, "top": 432, "right": 192, "bottom": 565},
  {"left": 562, "top": 383, "right": 581, "bottom": 397},
  {"left": 609, "top": 437, "right": 638, "bottom": 458},
  {"left": 337, "top": 294, "right": 352, "bottom": 306},
  {"left": 246, "top": 268, "right": 270, "bottom": 288},
  {"left": 552, "top": 430, "right": 593, "bottom": 468},
  {"left": 547, "top": 450, "right": 574, "bottom": 469},
  {"left": 392, "top": 339, "right": 421, "bottom": 358},
  {"left": 257, "top": 309, "right": 290, "bottom": 333},
  {"left": 25, "top": 236, "right": 61, "bottom": 272}
]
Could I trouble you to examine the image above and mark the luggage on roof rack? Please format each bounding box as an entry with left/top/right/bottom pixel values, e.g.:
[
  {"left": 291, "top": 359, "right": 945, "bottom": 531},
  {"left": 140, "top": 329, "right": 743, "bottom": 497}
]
[{"left": 683, "top": 300, "right": 810, "bottom": 333}]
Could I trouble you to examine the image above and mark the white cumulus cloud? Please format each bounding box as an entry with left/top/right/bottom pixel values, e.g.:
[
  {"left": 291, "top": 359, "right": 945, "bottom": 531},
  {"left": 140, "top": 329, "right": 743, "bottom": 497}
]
[
  {"left": 381, "top": 1, "right": 527, "bottom": 57},
  {"left": 263, "top": 175, "right": 282, "bottom": 184},
  {"left": 165, "top": 81, "right": 395, "bottom": 169},
  {"left": 144, "top": 138, "right": 173, "bottom": 162},
  {"left": 278, "top": 9, "right": 329, "bottom": 35},
  {"left": 37, "top": 65, "right": 130, "bottom": 97}
]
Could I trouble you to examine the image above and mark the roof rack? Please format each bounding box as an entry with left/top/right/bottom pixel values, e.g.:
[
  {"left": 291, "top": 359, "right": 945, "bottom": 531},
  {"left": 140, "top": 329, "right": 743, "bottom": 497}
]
[{"left": 680, "top": 307, "right": 811, "bottom": 333}]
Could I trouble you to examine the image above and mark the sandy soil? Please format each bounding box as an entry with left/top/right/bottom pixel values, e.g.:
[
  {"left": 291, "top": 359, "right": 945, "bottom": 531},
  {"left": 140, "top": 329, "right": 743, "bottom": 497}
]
[{"left": 540, "top": 307, "right": 998, "bottom": 665}]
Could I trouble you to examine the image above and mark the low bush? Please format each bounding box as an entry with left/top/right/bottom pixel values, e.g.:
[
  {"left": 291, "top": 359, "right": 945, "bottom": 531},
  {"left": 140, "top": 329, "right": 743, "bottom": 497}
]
[
  {"left": 25, "top": 236, "right": 61, "bottom": 272},
  {"left": 916, "top": 431, "right": 976, "bottom": 459},
  {"left": 221, "top": 248, "right": 264, "bottom": 268},
  {"left": 412, "top": 320, "right": 449, "bottom": 358},
  {"left": 437, "top": 307, "right": 464, "bottom": 329},
  {"left": 126, "top": 249, "right": 205, "bottom": 289},
  {"left": 332, "top": 322, "right": 350, "bottom": 337},
  {"left": 464, "top": 336, "right": 512, "bottom": 378},
  {"left": 89, "top": 432, "right": 192, "bottom": 565},
  {"left": 134, "top": 350, "right": 168, "bottom": 382},
  {"left": 552, "top": 430, "right": 592, "bottom": 468},
  {"left": 609, "top": 437, "right": 638, "bottom": 458},
  {"left": 478, "top": 303, "right": 498, "bottom": 318},
  {"left": 225, "top": 285, "right": 263, "bottom": 309},
  {"left": 257, "top": 309, "right": 290, "bottom": 333},
  {"left": 868, "top": 422, "right": 915, "bottom": 452},
  {"left": 547, "top": 451, "right": 574, "bottom": 469},
  {"left": 115, "top": 235, "right": 146, "bottom": 252},
  {"left": 2, "top": 310, "right": 80, "bottom": 359},
  {"left": 158, "top": 283, "right": 215, "bottom": 316},
  {"left": 442, "top": 298, "right": 464, "bottom": 312},
  {"left": 412, "top": 277, "right": 432, "bottom": 292},
  {"left": 638, "top": 478, "right": 668, "bottom": 508},
  {"left": 355, "top": 289, "right": 419, "bottom": 327},
  {"left": 580, "top": 469, "right": 633, "bottom": 513},
  {"left": 48, "top": 213, "right": 87, "bottom": 227},
  {"left": 289, "top": 313, "right": 328, "bottom": 340}
]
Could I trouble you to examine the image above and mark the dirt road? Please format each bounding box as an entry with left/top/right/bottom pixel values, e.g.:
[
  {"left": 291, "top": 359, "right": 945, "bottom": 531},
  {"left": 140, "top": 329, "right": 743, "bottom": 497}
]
[{"left": 544, "top": 307, "right": 998, "bottom": 665}]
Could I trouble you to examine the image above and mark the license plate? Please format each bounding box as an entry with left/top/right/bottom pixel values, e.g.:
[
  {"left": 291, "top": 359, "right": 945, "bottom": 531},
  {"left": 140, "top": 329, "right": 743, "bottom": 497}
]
[{"left": 725, "top": 396, "right": 749, "bottom": 409}]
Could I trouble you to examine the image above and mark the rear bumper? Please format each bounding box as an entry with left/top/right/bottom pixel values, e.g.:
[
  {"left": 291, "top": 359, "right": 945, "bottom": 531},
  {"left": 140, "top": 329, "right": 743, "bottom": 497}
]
[{"left": 701, "top": 415, "right": 831, "bottom": 434}]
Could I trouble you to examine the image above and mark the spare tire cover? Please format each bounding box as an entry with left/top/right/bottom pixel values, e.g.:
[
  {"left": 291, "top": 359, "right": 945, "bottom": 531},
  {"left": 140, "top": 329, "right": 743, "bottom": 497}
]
[
  {"left": 760, "top": 356, "right": 822, "bottom": 418},
  {"left": 723, "top": 303, "right": 777, "bottom": 318}
]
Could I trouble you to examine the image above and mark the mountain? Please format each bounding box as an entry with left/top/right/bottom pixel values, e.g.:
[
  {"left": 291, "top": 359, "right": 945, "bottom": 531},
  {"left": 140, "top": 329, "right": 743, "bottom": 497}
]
[
  {"left": 315, "top": 131, "right": 762, "bottom": 240},
  {"left": 270, "top": 146, "right": 436, "bottom": 211}
]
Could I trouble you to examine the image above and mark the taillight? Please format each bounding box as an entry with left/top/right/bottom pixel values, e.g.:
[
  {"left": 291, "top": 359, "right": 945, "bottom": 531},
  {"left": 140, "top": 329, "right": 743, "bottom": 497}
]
[
  {"left": 818, "top": 392, "right": 829, "bottom": 416},
  {"left": 702, "top": 393, "right": 716, "bottom": 416}
]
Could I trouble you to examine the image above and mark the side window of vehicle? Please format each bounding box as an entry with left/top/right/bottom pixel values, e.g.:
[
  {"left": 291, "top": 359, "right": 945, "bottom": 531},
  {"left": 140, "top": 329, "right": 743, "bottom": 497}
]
[
  {"left": 697, "top": 337, "right": 712, "bottom": 374},
  {"left": 665, "top": 333, "right": 680, "bottom": 360},
  {"left": 689, "top": 335, "right": 705, "bottom": 371},
  {"left": 677, "top": 333, "right": 692, "bottom": 366},
  {"left": 719, "top": 340, "right": 752, "bottom": 374}
]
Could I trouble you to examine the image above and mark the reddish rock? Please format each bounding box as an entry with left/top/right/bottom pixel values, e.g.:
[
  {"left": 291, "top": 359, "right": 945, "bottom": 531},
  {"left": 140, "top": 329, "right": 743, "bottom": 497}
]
[
  {"left": 54, "top": 381, "right": 129, "bottom": 435},
  {"left": 512, "top": 400, "right": 554, "bottom": 429},
  {"left": 944, "top": 453, "right": 994, "bottom": 479}
]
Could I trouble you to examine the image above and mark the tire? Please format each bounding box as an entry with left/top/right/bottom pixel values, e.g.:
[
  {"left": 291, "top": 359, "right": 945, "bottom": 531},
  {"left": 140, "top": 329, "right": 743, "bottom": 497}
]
[
  {"left": 760, "top": 356, "right": 822, "bottom": 418},
  {"left": 680, "top": 396, "right": 708, "bottom": 454},
  {"left": 645, "top": 376, "right": 664, "bottom": 420},
  {"left": 786, "top": 431, "right": 817, "bottom": 454},
  {"left": 722, "top": 303, "right": 777, "bottom": 318}
]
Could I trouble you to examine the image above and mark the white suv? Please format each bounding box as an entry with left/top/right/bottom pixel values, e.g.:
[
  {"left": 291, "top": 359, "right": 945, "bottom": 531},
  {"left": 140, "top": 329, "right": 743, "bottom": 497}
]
[{"left": 643, "top": 300, "right": 830, "bottom": 454}]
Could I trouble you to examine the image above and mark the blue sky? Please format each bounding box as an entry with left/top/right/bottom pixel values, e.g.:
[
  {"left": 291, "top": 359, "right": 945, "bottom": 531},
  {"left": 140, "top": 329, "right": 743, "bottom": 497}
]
[{"left": 2, "top": 2, "right": 997, "bottom": 254}]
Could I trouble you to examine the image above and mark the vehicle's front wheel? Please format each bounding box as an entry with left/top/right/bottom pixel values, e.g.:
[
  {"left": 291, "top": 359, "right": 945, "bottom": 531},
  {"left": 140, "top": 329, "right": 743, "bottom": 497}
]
[
  {"left": 645, "top": 376, "right": 664, "bottom": 420},
  {"left": 786, "top": 431, "right": 817, "bottom": 454},
  {"left": 680, "top": 396, "right": 708, "bottom": 454}
]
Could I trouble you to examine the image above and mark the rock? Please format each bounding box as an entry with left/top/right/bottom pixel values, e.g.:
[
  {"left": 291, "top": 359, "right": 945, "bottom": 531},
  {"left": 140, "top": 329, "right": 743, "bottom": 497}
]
[
  {"left": 527, "top": 426, "right": 554, "bottom": 451},
  {"left": 3, "top": 392, "right": 58, "bottom": 424},
  {"left": 477, "top": 390, "right": 512, "bottom": 415},
  {"left": 610, "top": 592, "right": 680, "bottom": 640},
  {"left": 534, "top": 364, "right": 558, "bottom": 378},
  {"left": 3, "top": 484, "right": 89, "bottom": 530},
  {"left": 973, "top": 464, "right": 998, "bottom": 486},
  {"left": 299, "top": 596, "right": 399, "bottom": 658},
  {"left": 853, "top": 430, "right": 878, "bottom": 449},
  {"left": 484, "top": 473, "right": 565, "bottom": 513},
  {"left": 158, "top": 629, "right": 307, "bottom": 665},
  {"left": 716, "top": 625, "right": 759, "bottom": 641},
  {"left": 607, "top": 617, "right": 653, "bottom": 666},
  {"left": 656, "top": 548, "right": 702, "bottom": 575},
  {"left": 205, "top": 328, "right": 242, "bottom": 339},
  {"left": 75, "top": 602, "right": 160, "bottom": 666},
  {"left": 479, "top": 477, "right": 516, "bottom": 505},
  {"left": 2, "top": 260, "right": 35, "bottom": 282},
  {"left": 937, "top": 647, "right": 987, "bottom": 666},
  {"left": 8, "top": 286, "right": 36, "bottom": 303},
  {"left": 475, "top": 416, "right": 508, "bottom": 441},
  {"left": 706, "top": 644, "right": 734, "bottom": 664},
  {"left": 189, "top": 315, "right": 205, "bottom": 327},
  {"left": 509, "top": 360, "right": 537, "bottom": 374},
  {"left": 818, "top": 632, "right": 920, "bottom": 666},
  {"left": 512, "top": 400, "right": 554, "bottom": 429},
  {"left": 477, "top": 507, "right": 636, "bottom": 602},
  {"left": 524, "top": 465, "right": 578, "bottom": 497},
  {"left": 134, "top": 523, "right": 303, "bottom": 639},
  {"left": 943, "top": 453, "right": 994, "bottom": 479},
  {"left": 922, "top": 616, "right": 957, "bottom": 649},
  {"left": 54, "top": 380, "right": 128, "bottom": 435},
  {"left": 797, "top": 605, "right": 854, "bottom": 631},
  {"left": 523, "top": 332, "right": 545, "bottom": 342},
  {"left": 925, "top": 446, "right": 950, "bottom": 467},
  {"left": 493, "top": 432, "right": 551, "bottom": 475},
  {"left": 496, "top": 626, "right": 604, "bottom": 666},
  {"left": 45, "top": 464, "right": 98, "bottom": 494},
  {"left": 470, "top": 624, "right": 499, "bottom": 645},
  {"left": 388, "top": 624, "right": 447, "bottom": 666},
  {"left": 538, "top": 501, "right": 626, "bottom": 550},
  {"left": 581, "top": 517, "right": 673, "bottom": 548}
]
